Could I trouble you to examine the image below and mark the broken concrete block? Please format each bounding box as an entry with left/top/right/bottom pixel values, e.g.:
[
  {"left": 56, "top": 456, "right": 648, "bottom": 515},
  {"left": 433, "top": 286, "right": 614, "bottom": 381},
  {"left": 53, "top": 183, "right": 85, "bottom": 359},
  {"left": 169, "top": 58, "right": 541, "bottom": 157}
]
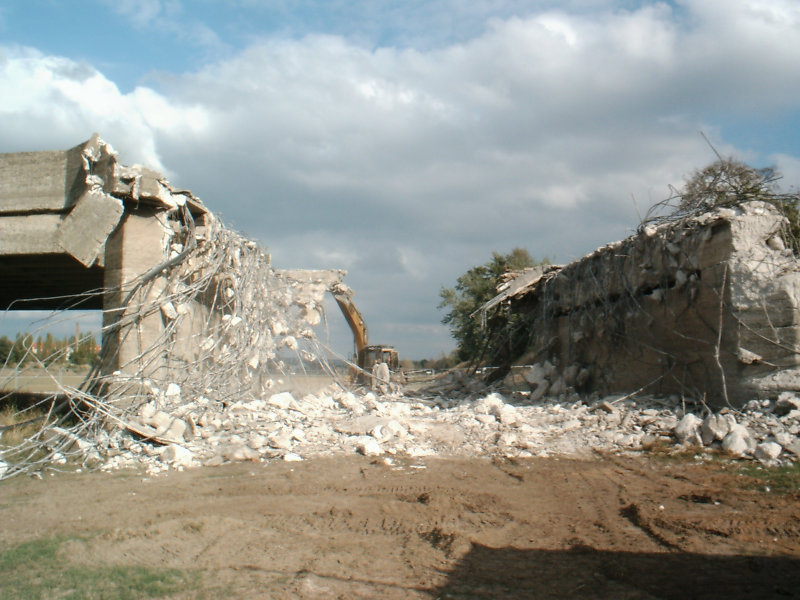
[
  {"left": 164, "top": 383, "right": 181, "bottom": 401},
  {"left": 700, "top": 413, "right": 736, "bottom": 445},
  {"left": 268, "top": 392, "right": 295, "bottom": 410},
  {"left": 737, "top": 348, "right": 762, "bottom": 365},
  {"left": 223, "top": 444, "right": 259, "bottom": 462},
  {"left": 357, "top": 437, "right": 382, "bottom": 456},
  {"left": 775, "top": 393, "right": 800, "bottom": 416},
  {"left": 497, "top": 406, "right": 519, "bottom": 426},
  {"left": 268, "top": 432, "right": 293, "bottom": 450},
  {"left": 56, "top": 189, "right": 124, "bottom": 266},
  {"left": 722, "top": 425, "right": 752, "bottom": 457},
  {"left": 524, "top": 364, "right": 547, "bottom": 386},
  {"left": 248, "top": 433, "right": 268, "bottom": 450},
  {"left": 673, "top": 413, "right": 702, "bottom": 445},
  {"left": 336, "top": 392, "right": 365, "bottom": 414},
  {"left": 160, "top": 444, "right": 193, "bottom": 468},
  {"left": 754, "top": 441, "right": 782, "bottom": 463},
  {"left": 474, "top": 393, "right": 506, "bottom": 416}
]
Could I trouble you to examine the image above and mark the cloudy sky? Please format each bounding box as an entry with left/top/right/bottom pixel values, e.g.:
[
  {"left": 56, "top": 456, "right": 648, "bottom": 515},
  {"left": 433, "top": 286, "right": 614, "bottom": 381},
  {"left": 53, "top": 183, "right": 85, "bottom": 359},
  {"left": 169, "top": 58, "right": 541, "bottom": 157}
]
[{"left": 2, "top": 0, "right": 799, "bottom": 359}]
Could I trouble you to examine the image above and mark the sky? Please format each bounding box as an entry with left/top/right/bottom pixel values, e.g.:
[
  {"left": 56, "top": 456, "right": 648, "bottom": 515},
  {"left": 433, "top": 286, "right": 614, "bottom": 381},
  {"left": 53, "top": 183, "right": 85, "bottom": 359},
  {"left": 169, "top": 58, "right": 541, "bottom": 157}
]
[{"left": 1, "top": 0, "right": 800, "bottom": 360}]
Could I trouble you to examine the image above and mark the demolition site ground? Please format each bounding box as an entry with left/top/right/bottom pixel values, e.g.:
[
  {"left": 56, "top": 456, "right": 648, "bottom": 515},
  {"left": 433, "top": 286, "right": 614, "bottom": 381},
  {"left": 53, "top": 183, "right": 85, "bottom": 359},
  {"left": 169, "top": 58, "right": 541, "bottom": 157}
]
[{"left": 1, "top": 452, "right": 799, "bottom": 599}]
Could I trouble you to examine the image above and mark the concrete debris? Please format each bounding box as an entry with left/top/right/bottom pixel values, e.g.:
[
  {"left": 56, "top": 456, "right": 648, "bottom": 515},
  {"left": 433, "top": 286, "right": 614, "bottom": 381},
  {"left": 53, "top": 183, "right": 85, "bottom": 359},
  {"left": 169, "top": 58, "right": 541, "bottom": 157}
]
[
  {"left": 674, "top": 414, "right": 703, "bottom": 445},
  {"left": 754, "top": 441, "right": 782, "bottom": 464},
  {"left": 0, "top": 381, "right": 751, "bottom": 476}
]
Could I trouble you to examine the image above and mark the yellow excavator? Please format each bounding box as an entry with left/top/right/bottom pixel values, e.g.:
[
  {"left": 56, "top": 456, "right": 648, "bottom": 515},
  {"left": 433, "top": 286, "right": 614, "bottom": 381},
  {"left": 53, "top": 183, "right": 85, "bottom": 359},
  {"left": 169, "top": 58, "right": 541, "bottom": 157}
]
[
  {"left": 330, "top": 283, "right": 399, "bottom": 379},
  {"left": 272, "top": 270, "right": 399, "bottom": 381}
]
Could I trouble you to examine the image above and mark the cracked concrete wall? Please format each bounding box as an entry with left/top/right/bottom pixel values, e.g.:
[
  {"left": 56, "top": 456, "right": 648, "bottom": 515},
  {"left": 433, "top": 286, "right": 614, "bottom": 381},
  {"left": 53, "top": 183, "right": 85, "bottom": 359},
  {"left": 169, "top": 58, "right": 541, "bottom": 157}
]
[{"left": 510, "top": 202, "right": 800, "bottom": 407}]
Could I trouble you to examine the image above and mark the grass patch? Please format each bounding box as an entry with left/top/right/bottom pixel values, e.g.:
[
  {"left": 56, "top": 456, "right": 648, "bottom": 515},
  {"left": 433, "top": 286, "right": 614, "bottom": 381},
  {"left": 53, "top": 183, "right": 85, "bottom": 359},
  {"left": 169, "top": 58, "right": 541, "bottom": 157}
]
[
  {"left": 0, "top": 405, "right": 49, "bottom": 448},
  {"left": 0, "top": 535, "right": 200, "bottom": 599},
  {"left": 736, "top": 461, "right": 800, "bottom": 494}
]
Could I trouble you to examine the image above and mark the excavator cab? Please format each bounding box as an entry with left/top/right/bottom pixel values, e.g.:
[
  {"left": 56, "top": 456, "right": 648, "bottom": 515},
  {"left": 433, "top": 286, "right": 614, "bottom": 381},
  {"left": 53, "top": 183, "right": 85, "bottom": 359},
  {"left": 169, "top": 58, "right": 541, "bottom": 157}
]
[{"left": 364, "top": 345, "right": 399, "bottom": 371}]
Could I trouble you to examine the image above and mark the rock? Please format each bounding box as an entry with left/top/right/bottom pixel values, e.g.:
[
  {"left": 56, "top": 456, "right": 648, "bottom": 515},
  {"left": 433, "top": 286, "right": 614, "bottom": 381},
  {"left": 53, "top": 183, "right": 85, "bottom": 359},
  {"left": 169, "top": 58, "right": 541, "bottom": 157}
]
[
  {"left": 775, "top": 393, "right": 800, "bottom": 416},
  {"left": 700, "top": 414, "right": 736, "bottom": 445},
  {"left": 674, "top": 413, "right": 702, "bottom": 445},
  {"left": 594, "top": 401, "right": 616, "bottom": 414},
  {"left": 474, "top": 393, "right": 506, "bottom": 415},
  {"left": 140, "top": 402, "right": 157, "bottom": 420},
  {"left": 754, "top": 442, "right": 782, "bottom": 463},
  {"left": 336, "top": 392, "right": 365, "bottom": 414},
  {"left": 164, "top": 383, "right": 181, "bottom": 401},
  {"left": 780, "top": 439, "right": 800, "bottom": 457},
  {"left": 356, "top": 437, "right": 382, "bottom": 456},
  {"left": 497, "top": 406, "right": 518, "bottom": 426},
  {"left": 737, "top": 348, "right": 762, "bottom": 365},
  {"left": 142, "top": 410, "right": 187, "bottom": 441},
  {"left": 223, "top": 444, "right": 259, "bottom": 462},
  {"left": 160, "top": 444, "right": 193, "bottom": 468},
  {"left": 283, "top": 452, "right": 303, "bottom": 462},
  {"left": 525, "top": 365, "right": 549, "bottom": 401},
  {"left": 268, "top": 432, "right": 293, "bottom": 450},
  {"left": 248, "top": 433, "right": 268, "bottom": 450},
  {"left": 268, "top": 392, "right": 295, "bottom": 410},
  {"left": 722, "top": 425, "right": 752, "bottom": 457}
]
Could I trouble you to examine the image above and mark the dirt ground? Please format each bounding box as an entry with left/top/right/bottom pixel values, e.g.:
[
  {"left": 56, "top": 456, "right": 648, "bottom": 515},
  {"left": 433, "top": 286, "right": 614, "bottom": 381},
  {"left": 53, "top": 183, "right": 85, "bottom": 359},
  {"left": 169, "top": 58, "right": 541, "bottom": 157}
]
[{"left": 1, "top": 453, "right": 799, "bottom": 599}]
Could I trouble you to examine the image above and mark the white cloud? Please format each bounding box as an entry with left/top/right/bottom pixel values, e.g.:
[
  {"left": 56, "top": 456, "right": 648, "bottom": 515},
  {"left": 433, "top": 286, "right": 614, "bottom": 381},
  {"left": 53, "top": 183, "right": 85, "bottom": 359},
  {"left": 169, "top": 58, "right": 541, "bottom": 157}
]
[{"left": 2, "top": 1, "right": 800, "bottom": 357}]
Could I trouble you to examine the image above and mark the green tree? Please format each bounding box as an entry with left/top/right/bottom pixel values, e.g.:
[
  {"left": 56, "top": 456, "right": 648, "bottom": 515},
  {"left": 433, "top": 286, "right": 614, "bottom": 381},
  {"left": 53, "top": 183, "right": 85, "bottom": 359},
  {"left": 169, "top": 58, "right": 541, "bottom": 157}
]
[
  {"left": 10, "top": 333, "right": 33, "bottom": 364},
  {"left": 0, "top": 335, "right": 12, "bottom": 364},
  {"left": 70, "top": 334, "right": 99, "bottom": 366},
  {"left": 439, "top": 248, "right": 543, "bottom": 364},
  {"left": 679, "top": 158, "right": 800, "bottom": 253}
]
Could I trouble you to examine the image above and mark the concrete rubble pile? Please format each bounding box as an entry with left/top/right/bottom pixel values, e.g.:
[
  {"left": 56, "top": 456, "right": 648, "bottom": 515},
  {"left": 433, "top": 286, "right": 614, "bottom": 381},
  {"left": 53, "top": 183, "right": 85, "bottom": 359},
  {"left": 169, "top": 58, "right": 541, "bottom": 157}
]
[{"left": 16, "top": 368, "right": 793, "bottom": 478}]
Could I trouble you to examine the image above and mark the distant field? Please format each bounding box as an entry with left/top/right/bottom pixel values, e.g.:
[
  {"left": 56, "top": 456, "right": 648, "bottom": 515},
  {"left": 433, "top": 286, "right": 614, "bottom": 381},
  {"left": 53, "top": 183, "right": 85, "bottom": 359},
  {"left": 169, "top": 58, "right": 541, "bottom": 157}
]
[{"left": 0, "top": 366, "right": 92, "bottom": 393}]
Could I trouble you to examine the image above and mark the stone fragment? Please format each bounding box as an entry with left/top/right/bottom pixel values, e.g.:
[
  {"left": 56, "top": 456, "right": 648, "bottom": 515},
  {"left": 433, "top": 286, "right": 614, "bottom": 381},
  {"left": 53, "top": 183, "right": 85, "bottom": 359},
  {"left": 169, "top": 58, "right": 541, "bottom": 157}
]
[
  {"left": 674, "top": 414, "right": 702, "bottom": 445},
  {"left": 336, "top": 392, "right": 364, "bottom": 414},
  {"left": 268, "top": 432, "right": 293, "bottom": 450},
  {"left": 164, "top": 383, "right": 181, "bottom": 401},
  {"left": 754, "top": 442, "right": 782, "bottom": 463},
  {"left": 721, "top": 425, "right": 751, "bottom": 457},
  {"left": 160, "top": 444, "right": 193, "bottom": 468},
  {"left": 737, "top": 348, "right": 762, "bottom": 365},
  {"left": 248, "top": 433, "right": 268, "bottom": 450},
  {"left": 223, "top": 444, "right": 259, "bottom": 462},
  {"left": 474, "top": 393, "right": 505, "bottom": 415},
  {"left": 497, "top": 406, "right": 518, "bottom": 426},
  {"left": 284, "top": 452, "right": 303, "bottom": 462},
  {"left": 268, "top": 391, "right": 295, "bottom": 410},
  {"left": 775, "top": 393, "right": 800, "bottom": 417},
  {"left": 356, "top": 437, "right": 382, "bottom": 456},
  {"left": 700, "top": 413, "right": 736, "bottom": 445}
]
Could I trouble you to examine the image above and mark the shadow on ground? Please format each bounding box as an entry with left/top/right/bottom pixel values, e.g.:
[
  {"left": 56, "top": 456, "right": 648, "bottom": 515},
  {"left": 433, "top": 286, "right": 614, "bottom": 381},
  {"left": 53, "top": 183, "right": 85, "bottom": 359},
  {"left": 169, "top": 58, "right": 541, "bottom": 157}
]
[{"left": 433, "top": 543, "right": 800, "bottom": 599}]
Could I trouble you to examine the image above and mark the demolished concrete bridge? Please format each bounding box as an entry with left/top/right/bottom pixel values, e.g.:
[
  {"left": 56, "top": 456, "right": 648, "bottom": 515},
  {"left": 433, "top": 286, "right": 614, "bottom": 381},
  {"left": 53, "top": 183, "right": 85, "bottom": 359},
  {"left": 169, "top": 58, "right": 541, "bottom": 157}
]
[
  {"left": 0, "top": 136, "right": 348, "bottom": 405},
  {"left": 484, "top": 201, "right": 800, "bottom": 407}
]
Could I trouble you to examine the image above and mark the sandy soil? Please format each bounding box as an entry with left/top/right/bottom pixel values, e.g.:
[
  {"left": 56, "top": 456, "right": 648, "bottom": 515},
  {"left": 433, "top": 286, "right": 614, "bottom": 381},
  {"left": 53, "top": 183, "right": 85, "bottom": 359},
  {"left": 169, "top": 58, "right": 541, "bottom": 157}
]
[{"left": 1, "top": 454, "right": 799, "bottom": 599}]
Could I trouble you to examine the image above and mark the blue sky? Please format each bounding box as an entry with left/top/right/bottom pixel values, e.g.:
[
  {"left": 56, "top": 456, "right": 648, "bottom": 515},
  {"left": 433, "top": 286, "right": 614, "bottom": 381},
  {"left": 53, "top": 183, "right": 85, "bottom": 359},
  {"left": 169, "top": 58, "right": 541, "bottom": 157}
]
[{"left": 2, "top": 0, "right": 800, "bottom": 358}]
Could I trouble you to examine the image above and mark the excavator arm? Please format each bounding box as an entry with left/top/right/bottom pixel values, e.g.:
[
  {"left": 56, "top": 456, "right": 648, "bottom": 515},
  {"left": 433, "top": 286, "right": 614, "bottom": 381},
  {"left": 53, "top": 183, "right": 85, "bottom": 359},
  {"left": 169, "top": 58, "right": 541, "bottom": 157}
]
[{"left": 331, "top": 284, "right": 369, "bottom": 371}]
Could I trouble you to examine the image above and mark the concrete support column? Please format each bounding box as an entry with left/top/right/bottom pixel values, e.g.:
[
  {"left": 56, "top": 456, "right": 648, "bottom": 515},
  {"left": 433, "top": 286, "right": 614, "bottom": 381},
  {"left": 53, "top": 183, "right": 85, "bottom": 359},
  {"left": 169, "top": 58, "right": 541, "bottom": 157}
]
[{"left": 102, "top": 206, "right": 170, "bottom": 383}]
